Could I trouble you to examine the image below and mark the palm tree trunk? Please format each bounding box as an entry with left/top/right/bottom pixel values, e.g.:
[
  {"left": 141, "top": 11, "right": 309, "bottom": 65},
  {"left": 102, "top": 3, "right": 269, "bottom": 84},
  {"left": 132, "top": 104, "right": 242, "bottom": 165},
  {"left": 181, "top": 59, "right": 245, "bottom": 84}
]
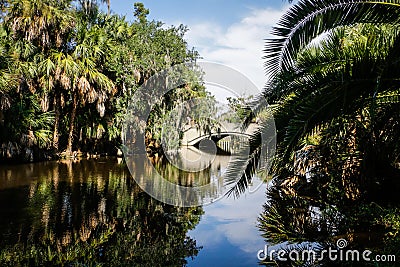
[
  {"left": 53, "top": 93, "right": 61, "bottom": 151},
  {"left": 107, "top": 0, "right": 110, "bottom": 15},
  {"left": 67, "top": 93, "right": 78, "bottom": 154}
]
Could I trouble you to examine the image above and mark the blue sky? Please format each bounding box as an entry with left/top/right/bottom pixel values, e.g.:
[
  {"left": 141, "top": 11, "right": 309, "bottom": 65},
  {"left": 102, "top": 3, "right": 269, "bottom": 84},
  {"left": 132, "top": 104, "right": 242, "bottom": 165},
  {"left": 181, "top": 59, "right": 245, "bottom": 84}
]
[{"left": 103, "top": 1, "right": 290, "bottom": 91}]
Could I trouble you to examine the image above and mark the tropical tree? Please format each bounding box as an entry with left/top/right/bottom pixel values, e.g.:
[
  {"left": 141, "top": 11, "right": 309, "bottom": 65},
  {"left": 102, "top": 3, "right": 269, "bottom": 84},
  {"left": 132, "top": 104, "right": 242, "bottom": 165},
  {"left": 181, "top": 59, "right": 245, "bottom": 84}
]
[
  {"left": 0, "top": 24, "right": 55, "bottom": 151},
  {"left": 133, "top": 2, "right": 149, "bottom": 24},
  {"left": 0, "top": 29, "right": 14, "bottom": 113},
  {"left": 4, "top": 0, "right": 75, "bottom": 151},
  {"left": 3, "top": 0, "right": 117, "bottom": 155},
  {"left": 69, "top": 2, "right": 202, "bottom": 155},
  {"left": 231, "top": 0, "right": 400, "bottom": 193},
  {"left": 101, "top": 7, "right": 205, "bottom": 151},
  {"left": 65, "top": 19, "right": 115, "bottom": 153},
  {"left": 78, "top": 0, "right": 111, "bottom": 18},
  {"left": 103, "top": 0, "right": 110, "bottom": 15},
  {"left": 0, "top": 0, "right": 203, "bottom": 159},
  {"left": 270, "top": 25, "right": 400, "bottom": 176},
  {"left": 246, "top": 0, "right": 400, "bottom": 258}
]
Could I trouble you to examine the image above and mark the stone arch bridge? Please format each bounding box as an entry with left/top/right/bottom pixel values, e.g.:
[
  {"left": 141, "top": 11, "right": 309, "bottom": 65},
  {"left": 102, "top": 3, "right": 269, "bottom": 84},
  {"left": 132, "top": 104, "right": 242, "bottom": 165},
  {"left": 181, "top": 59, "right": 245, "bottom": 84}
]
[{"left": 181, "top": 123, "right": 258, "bottom": 146}]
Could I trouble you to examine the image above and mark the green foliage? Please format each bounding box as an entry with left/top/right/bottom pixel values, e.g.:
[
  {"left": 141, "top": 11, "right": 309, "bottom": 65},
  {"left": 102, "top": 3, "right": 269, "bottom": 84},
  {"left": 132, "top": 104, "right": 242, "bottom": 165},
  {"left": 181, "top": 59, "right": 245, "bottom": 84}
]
[
  {"left": 0, "top": 0, "right": 201, "bottom": 159},
  {"left": 133, "top": 2, "right": 149, "bottom": 24},
  {"left": 1, "top": 94, "right": 54, "bottom": 148},
  {"left": 243, "top": 1, "right": 400, "bottom": 264},
  {"left": 225, "top": 96, "right": 253, "bottom": 123},
  {"left": 265, "top": 0, "right": 400, "bottom": 78}
]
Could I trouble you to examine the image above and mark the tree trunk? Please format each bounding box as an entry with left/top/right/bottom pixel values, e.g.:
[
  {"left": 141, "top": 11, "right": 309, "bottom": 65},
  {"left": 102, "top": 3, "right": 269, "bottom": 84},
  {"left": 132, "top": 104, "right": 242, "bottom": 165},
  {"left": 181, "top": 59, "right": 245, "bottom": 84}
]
[
  {"left": 53, "top": 93, "right": 61, "bottom": 151},
  {"left": 67, "top": 93, "right": 78, "bottom": 154},
  {"left": 107, "top": 0, "right": 110, "bottom": 15}
]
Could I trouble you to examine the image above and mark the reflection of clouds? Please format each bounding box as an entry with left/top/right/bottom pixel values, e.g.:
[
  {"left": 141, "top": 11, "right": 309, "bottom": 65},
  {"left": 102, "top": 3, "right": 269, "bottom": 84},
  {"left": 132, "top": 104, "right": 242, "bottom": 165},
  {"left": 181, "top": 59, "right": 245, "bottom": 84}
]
[{"left": 189, "top": 178, "right": 266, "bottom": 254}]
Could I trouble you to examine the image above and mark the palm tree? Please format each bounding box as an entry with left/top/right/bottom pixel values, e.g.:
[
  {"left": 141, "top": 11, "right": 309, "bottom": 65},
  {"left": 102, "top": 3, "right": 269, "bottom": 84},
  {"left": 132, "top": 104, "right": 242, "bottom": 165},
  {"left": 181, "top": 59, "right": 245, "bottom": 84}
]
[
  {"left": 5, "top": 0, "right": 74, "bottom": 50},
  {"left": 0, "top": 31, "right": 16, "bottom": 135},
  {"left": 250, "top": 2, "right": 400, "bottom": 254},
  {"left": 6, "top": 0, "right": 115, "bottom": 154},
  {"left": 264, "top": 0, "right": 400, "bottom": 78},
  {"left": 0, "top": 37, "right": 14, "bottom": 112},
  {"left": 104, "top": 0, "right": 110, "bottom": 16},
  {"left": 65, "top": 20, "right": 115, "bottom": 153},
  {"left": 5, "top": 0, "right": 75, "bottom": 151},
  {"left": 228, "top": 0, "right": 400, "bottom": 198},
  {"left": 78, "top": 0, "right": 111, "bottom": 17},
  {"left": 271, "top": 25, "right": 400, "bottom": 171}
]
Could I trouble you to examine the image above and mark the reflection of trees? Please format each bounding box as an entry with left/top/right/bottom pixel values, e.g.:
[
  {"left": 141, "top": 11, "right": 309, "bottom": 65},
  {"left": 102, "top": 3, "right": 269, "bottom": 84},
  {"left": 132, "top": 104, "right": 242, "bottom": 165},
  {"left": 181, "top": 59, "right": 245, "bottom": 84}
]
[
  {"left": 127, "top": 154, "right": 230, "bottom": 206},
  {"left": 258, "top": 186, "right": 339, "bottom": 245},
  {"left": 258, "top": 172, "right": 400, "bottom": 266},
  {"left": 151, "top": 155, "right": 211, "bottom": 187},
  {"left": 0, "top": 159, "right": 203, "bottom": 266}
]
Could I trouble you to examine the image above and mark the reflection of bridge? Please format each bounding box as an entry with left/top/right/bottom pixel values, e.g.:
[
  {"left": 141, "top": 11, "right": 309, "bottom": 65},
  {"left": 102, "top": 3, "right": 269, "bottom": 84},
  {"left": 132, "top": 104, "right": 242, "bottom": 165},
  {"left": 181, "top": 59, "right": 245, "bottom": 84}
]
[
  {"left": 181, "top": 123, "right": 258, "bottom": 146},
  {"left": 173, "top": 146, "right": 232, "bottom": 172}
]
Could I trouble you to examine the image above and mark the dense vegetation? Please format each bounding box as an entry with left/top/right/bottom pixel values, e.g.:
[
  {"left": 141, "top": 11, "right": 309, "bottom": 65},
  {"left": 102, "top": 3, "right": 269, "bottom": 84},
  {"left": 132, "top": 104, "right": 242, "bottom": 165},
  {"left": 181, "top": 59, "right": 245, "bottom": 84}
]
[
  {"left": 1, "top": 0, "right": 400, "bottom": 265},
  {"left": 0, "top": 0, "right": 206, "bottom": 162},
  {"left": 243, "top": 0, "right": 400, "bottom": 265}
]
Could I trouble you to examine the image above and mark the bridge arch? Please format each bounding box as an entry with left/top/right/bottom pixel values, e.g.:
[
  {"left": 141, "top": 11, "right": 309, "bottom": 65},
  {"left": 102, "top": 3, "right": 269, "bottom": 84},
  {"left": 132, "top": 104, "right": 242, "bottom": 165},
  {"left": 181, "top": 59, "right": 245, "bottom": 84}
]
[{"left": 183, "top": 131, "right": 251, "bottom": 146}]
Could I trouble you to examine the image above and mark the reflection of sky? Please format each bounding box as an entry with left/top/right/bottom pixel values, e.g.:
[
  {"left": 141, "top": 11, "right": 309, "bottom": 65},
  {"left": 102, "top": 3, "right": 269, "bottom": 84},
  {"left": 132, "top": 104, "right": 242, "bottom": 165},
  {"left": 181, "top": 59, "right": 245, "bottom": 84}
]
[{"left": 187, "top": 179, "right": 267, "bottom": 266}]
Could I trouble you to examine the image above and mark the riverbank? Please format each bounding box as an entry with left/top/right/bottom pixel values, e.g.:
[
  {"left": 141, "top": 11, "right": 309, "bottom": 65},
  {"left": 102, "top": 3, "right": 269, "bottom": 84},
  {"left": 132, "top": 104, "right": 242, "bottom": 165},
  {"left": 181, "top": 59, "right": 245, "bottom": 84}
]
[
  {"left": 0, "top": 141, "right": 121, "bottom": 164},
  {"left": 0, "top": 139, "right": 165, "bottom": 164}
]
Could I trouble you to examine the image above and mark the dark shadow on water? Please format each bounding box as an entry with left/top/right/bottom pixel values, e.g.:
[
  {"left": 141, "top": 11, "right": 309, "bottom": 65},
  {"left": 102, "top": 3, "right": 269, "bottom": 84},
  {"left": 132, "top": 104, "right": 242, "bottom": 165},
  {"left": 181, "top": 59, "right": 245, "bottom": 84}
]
[{"left": 0, "top": 158, "right": 203, "bottom": 266}]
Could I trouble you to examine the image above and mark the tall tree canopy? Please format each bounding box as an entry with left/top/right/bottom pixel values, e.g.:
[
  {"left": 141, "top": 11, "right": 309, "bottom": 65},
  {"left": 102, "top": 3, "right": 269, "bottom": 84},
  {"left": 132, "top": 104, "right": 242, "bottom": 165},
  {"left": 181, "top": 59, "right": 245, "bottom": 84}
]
[{"left": 0, "top": 0, "right": 204, "bottom": 161}]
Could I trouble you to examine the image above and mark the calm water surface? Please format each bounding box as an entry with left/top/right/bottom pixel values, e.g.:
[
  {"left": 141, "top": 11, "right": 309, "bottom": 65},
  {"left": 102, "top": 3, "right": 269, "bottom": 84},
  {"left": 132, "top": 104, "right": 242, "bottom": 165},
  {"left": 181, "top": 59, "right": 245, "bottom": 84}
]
[{"left": 0, "top": 156, "right": 266, "bottom": 266}]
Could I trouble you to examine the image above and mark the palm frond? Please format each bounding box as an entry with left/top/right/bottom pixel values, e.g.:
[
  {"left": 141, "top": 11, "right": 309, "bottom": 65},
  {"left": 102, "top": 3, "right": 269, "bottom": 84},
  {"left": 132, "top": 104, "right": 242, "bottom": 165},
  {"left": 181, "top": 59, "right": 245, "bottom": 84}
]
[
  {"left": 225, "top": 119, "right": 276, "bottom": 198},
  {"left": 265, "top": 0, "right": 400, "bottom": 78},
  {"left": 268, "top": 24, "right": 400, "bottom": 171},
  {"left": 225, "top": 142, "right": 262, "bottom": 198}
]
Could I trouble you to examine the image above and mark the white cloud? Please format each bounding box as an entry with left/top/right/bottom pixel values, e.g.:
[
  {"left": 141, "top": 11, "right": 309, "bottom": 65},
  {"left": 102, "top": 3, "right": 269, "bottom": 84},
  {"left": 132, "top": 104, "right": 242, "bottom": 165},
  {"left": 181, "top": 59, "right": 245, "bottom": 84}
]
[
  {"left": 188, "top": 177, "right": 267, "bottom": 254},
  {"left": 185, "top": 7, "right": 287, "bottom": 91}
]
